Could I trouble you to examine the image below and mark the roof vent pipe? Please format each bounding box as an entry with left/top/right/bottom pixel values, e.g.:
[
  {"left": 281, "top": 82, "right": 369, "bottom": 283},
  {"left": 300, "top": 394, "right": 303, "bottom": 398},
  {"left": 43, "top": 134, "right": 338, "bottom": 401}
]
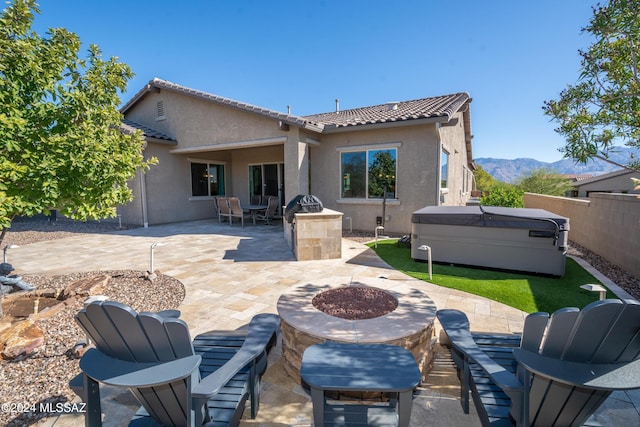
[
  {"left": 335, "top": 98, "right": 340, "bottom": 113},
  {"left": 287, "top": 105, "right": 291, "bottom": 115}
]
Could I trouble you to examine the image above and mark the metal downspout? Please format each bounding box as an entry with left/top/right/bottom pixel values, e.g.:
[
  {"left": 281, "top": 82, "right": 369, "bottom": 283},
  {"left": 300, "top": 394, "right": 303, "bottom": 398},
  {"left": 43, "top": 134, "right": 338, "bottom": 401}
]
[
  {"left": 139, "top": 169, "right": 149, "bottom": 228},
  {"left": 435, "top": 123, "right": 443, "bottom": 206}
]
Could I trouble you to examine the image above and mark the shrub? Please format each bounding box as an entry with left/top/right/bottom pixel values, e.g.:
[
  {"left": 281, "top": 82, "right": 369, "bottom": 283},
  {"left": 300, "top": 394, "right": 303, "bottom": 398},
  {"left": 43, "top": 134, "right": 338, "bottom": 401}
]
[{"left": 480, "top": 184, "right": 524, "bottom": 207}]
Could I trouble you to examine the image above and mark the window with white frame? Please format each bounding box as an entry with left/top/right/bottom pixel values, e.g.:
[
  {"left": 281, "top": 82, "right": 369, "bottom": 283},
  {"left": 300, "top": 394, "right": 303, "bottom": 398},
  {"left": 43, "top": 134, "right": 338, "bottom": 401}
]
[
  {"left": 190, "top": 160, "right": 226, "bottom": 197},
  {"left": 341, "top": 148, "right": 397, "bottom": 199}
]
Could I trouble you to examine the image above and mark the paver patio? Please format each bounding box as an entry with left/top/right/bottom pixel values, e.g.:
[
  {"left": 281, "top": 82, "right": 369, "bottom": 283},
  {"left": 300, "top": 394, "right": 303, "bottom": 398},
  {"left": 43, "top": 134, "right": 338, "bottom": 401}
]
[{"left": 8, "top": 219, "right": 637, "bottom": 427}]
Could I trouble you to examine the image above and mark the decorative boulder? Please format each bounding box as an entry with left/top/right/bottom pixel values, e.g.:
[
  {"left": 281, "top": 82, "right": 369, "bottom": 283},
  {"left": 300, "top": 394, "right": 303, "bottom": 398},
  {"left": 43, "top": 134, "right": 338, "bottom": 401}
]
[
  {"left": 62, "top": 274, "right": 109, "bottom": 298},
  {"left": 0, "top": 320, "right": 45, "bottom": 359}
]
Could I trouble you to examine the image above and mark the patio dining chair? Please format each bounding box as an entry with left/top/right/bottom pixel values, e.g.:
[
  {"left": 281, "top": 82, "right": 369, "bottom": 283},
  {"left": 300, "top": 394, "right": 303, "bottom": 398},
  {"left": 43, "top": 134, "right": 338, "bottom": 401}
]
[
  {"left": 255, "top": 196, "right": 278, "bottom": 225},
  {"left": 72, "top": 300, "right": 279, "bottom": 427},
  {"left": 216, "top": 196, "right": 231, "bottom": 224},
  {"left": 228, "top": 196, "right": 252, "bottom": 227},
  {"left": 437, "top": 298, "right": 640, "bottom": 426}
]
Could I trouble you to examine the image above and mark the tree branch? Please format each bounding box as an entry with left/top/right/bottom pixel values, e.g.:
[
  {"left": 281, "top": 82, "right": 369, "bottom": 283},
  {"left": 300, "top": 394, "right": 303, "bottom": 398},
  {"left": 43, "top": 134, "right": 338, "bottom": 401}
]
[{"left": 594, "top": 153, "right": 640, "bottom": 172}]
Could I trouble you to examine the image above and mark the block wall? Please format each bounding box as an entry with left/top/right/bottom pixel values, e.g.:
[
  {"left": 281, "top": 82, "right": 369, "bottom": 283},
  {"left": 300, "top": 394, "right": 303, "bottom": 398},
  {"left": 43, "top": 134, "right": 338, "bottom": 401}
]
[{"left": 524, "top": 192, "right": 640, "bottom": 279}]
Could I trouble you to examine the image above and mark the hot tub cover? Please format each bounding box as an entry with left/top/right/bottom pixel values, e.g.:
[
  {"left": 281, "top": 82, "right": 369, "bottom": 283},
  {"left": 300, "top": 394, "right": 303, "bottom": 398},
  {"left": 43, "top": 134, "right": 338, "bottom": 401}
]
[{"left": 411, "top": 206, "right": 569, "bottom": 232}]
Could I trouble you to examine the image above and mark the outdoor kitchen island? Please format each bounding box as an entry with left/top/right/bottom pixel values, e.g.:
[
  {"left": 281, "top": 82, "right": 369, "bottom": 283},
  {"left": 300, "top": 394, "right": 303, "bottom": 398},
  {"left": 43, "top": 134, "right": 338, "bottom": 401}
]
[{"left": 283, "top": 208, "right": 343, "bottom": 261}]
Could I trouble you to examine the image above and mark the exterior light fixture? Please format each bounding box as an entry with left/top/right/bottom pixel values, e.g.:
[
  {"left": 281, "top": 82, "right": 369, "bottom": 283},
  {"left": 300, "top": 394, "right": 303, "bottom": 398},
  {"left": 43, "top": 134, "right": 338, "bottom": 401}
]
[
  {"left": 580, "top": 283, "right": 607, "bottom": 301},
  {"left": 149, "top": 242, "right": 166, "bottom": 279},
  {"left": 3, "top": 244, "right": 19, "bottom": 263},
  {"left": 417, "top": 245, "right": 433, "bottom": 280},
  {"left": 374, "top": 226, "right": 385, "bottom": 248}
]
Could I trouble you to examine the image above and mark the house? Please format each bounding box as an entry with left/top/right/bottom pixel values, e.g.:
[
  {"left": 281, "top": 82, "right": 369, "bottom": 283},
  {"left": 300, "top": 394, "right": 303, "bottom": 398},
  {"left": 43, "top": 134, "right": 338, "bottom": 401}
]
[
  {"left": 118, "top": 78, "right": 475, "bottom": 234},
  {"left": 571, "top": 168, "right": 640, "bottom": 197}
]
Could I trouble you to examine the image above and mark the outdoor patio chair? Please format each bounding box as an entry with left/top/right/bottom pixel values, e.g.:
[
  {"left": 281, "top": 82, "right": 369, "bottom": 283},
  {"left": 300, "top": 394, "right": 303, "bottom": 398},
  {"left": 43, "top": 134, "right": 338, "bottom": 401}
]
[
  {"left": 72, "top": 300, "right": 279, "bottom": 427},
  {"left": 216, "top": 196, "right": 231, "bottom": 224},
  {"left": 255, "top": 196, "right": 278, "bottom": 225},
  {"left": 212, "top": 196, "right": 220, "bottom": 220},
  {"left": 250, "top": 195, "right": 262, "bottom": 205},
  {"left": 437, "top": 298, "right": 640, "bottom": 427},
  {"left": 227, "top": 196, "right": 252, "bottom": 227}
]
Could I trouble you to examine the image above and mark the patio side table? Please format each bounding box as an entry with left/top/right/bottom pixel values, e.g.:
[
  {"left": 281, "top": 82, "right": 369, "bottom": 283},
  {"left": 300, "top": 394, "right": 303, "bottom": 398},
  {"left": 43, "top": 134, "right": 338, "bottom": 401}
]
[{"left": 301, "top": 342, "right": 421, "bottom": 427}]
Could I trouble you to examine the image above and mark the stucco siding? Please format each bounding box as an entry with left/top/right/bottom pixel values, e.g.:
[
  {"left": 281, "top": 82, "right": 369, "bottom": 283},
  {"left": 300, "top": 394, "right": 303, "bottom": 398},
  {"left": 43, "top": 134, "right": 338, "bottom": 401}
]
[
  {"left": 575, "top": 171, "right": 640, "bottom": 197},
  {"left": 117, "top": 170, "right": 144, "bottom": 226},
  {"left": 120, "top": 85, "right": 473, "bottom": 232},
  {"left": 126, "top": 90, "right": 289, "bottom": 147},
  {"left": 438, "top": 111, "right": 473, "bottom": 207},
  {"left": 309, "top": 124, "right": 442, "bottom": 234}
]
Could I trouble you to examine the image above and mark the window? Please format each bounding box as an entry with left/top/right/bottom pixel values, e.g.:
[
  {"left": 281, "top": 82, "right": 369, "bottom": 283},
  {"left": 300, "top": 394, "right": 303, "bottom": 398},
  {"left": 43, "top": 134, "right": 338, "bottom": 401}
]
[
  {"left": 463, "top": 166, "right": 468, "bottom": 193},
  {"left": 440, "top": 150, "right": 449, "bottom": 189},
  {"left": 190, "top": 161, "right": 225, "bottom": 197},
  {"left": 341, "top": 148, "right": 396, "bottom": 199}
]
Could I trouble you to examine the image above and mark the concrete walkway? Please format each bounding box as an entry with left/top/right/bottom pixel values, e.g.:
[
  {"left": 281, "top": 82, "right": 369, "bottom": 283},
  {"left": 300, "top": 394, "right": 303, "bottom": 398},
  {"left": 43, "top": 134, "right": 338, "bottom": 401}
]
[{"left": 12, "top": 219, "right": 636, "bottom": 426}]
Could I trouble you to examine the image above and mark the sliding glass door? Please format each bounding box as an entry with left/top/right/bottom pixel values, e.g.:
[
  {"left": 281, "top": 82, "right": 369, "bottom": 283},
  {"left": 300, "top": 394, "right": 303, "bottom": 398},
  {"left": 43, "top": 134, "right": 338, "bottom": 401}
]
[{"left": 249, "top": 163, "right": 284, "bottom": 211}]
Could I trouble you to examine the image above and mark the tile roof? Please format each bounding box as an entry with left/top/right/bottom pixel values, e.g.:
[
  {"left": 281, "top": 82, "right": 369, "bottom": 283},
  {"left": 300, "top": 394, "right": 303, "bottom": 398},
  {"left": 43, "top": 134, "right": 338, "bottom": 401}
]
[
  {"left": 121, "top": 78, "right": 322, "bottom": 132},
  {"left": 560, "top": 173, "right": 595, "bottom": 182},
  {"left": 571, "top": 168, "right": 639, "bottom": 186},
  {"left": 121, "top": 119, "right": 176, "bottom": 143},
  {"left": 302, "top": 93, "right": 471, "bottom": 130},
  {"left": 121, "top": 78, "right": 470, "bottom": 134}
]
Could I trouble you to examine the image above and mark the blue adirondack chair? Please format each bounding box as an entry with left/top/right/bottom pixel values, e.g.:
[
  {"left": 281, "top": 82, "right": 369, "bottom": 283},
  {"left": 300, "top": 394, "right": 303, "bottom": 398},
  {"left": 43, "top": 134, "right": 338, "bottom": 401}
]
[
  {"left": 437, "top": 299, "right": 640, "bottom": 426},
  {"left": 72, "top": 300, "right": 279, "bottom": 427}
]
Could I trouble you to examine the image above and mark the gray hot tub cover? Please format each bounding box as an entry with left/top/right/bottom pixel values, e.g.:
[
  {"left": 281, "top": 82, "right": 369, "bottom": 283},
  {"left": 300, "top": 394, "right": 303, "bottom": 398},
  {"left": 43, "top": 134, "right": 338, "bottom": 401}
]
[{"left": 411, "top": 206, "right": 569, "bottom": 231}]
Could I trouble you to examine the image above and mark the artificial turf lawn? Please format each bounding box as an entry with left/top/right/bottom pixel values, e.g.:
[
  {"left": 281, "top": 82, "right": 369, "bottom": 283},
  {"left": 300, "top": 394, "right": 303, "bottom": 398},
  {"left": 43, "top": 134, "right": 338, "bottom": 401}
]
[{"left": 368, "top": 239, "right": 616, "bottom": 314}]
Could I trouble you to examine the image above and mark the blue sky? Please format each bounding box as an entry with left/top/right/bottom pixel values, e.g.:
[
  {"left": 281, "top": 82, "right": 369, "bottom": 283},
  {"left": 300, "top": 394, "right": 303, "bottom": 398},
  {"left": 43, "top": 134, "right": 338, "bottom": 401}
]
[{"left": 28, "top": 0, "right": 596, "bottom": 162}]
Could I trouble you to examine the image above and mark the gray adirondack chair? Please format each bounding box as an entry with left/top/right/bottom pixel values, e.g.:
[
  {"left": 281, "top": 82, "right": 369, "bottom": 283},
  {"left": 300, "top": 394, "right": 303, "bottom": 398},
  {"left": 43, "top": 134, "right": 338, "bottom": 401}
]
[
  {"left": 73, "top": 300, "right": 279, "bottom": 427},
  {"left": 437, "top": 298, "right": 640, "bottom": 426}
]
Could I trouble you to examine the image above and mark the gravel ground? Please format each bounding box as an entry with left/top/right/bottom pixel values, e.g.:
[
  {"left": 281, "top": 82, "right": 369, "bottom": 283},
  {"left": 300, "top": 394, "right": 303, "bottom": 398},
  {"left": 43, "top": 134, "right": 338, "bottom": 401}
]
[
  {"left": 0, "top": 220, "right": 637, "bottom": 426},
  {"left": 0, "top": 219, "right": 184, "bottom": 427}
]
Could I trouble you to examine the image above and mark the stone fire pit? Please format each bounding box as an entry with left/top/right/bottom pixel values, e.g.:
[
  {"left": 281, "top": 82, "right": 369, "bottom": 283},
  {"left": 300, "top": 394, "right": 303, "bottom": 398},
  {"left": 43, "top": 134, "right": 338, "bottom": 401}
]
[{"left": 277, "top": 277, "right": 437, "bottom": 384}]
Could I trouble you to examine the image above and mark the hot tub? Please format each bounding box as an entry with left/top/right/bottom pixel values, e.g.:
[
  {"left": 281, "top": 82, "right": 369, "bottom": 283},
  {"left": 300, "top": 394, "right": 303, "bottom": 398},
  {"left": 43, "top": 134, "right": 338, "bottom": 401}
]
[{"left": 411, "top": 206, "right": 569, "bottom": 276}]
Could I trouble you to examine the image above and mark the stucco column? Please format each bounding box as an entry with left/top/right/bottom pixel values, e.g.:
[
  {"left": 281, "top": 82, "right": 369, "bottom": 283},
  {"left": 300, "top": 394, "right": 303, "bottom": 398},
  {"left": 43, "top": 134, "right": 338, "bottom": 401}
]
[{"left": 283, "top": 127, "right": 309, "bottom": 202}]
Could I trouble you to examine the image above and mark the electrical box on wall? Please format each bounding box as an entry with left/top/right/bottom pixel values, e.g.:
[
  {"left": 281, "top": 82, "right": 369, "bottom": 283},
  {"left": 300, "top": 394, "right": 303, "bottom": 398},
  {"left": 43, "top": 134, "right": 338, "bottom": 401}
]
[{"left": 376, "top": 216, "right": 383, "bottom": 226}]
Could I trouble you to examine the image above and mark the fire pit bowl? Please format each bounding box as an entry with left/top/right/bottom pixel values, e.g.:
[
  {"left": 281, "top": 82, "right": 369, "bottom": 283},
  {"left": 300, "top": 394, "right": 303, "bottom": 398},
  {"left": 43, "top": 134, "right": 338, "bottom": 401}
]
[{"left": 277, "top": 276, "right": 437, "bottom": 383}]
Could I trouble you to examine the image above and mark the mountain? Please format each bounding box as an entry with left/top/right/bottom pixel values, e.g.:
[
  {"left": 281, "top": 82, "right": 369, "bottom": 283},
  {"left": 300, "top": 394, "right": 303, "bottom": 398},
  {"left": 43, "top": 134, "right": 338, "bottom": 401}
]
[{"left": 475, "top": 146, "right": 640, "bottom": 183}]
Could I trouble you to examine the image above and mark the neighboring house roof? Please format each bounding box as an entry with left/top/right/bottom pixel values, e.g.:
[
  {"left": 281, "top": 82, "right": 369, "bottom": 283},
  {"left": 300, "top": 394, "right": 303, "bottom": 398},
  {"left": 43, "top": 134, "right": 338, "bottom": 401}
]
[
  {"left": 121, "top": 78, "right": 323, "bottom": 133},
  {"left": 121, "top": 119, "right": 176, "bottom": 144},
  {"left": 572, "top": 168, "right": 639, "bottom": 187},
  {"left": 302, "top": 93, "right": 471, "bottom": 131},
  {"left": 560, "top": 173, "right": 595, "bottom": 183}
]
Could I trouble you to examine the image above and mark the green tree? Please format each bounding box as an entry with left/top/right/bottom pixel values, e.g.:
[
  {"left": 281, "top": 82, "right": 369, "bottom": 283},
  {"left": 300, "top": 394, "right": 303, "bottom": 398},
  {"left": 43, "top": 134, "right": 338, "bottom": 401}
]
[
  {"left": 543, "top": 0, "right": 640, "bottom": 169},
  {"left": 480, "top": 183, "right": 524, "bottom": 208},
  {"left": 368, "top": 150, "right": 396, "bottom": 198},
  {"left": 0, "top": 0, "right": 156, "bottom": 244},
  {"left": 473, "top": 165, "right": 497, "bottom": 191},
  {"left": 517, "top": 169, "right": 574, "bottom": 196}
]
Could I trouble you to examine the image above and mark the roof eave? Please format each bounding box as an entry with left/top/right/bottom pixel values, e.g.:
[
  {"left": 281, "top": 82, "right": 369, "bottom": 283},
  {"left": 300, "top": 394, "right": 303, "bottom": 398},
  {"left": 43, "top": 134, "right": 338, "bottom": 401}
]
[
  {"left": 120, "top": 81, "right": 157, "bottom": 114},
  {"left": 122, "top": 78, "right": 320, "bottom": 132},
  {"left": 145, "top": 136, "right": 177, "bottom": 145},
  {"left": 319, "top": 115, "right": 451, "bottom": 134}
]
